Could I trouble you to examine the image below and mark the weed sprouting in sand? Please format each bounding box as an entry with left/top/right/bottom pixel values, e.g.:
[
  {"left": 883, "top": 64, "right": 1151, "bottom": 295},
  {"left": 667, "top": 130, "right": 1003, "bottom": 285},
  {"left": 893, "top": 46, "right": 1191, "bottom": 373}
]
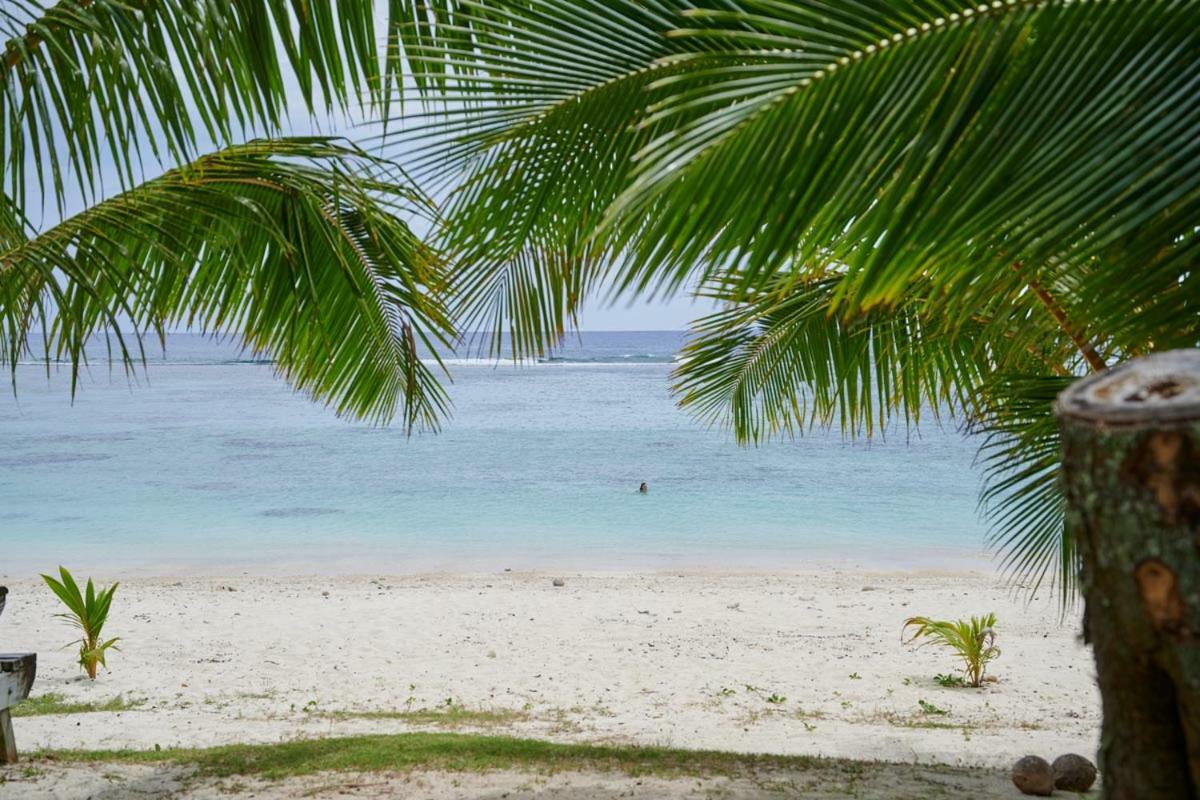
[
  {"left": 902, "top": 614, "right": 1000, "bottom": 688},
  {"left": 13, "top": 693, "right": 144, "bottom": 717},
  {"left": 917, "top": 699, "right": 948, "bottom": 716}
]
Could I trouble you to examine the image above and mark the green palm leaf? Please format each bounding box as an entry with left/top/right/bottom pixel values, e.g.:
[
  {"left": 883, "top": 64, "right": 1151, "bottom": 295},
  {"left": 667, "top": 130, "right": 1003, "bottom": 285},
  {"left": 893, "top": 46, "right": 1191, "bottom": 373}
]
[
  {"left": 1, "top": 138, "right": 453, "bottom": 428},
  {"left": 390, "top": 0, "right": 716, "bottom": 359},
  {"left": 973, "top": 374, "right": 1076, "bottom": 601},
  {"left": 0, "top": 0, "right": 463, "bottom": 213},
  {"left": 674, "top": 274, "right": 996, "bottom": 442},
  {"left": 609, "top": 1, "right": 1199, "bottom": 320},
  {"left": 404, "top": 0, "right": 1200, "bottom": 599},
  {"left": 675, "top": 274, "right": 1088, "bottom": 602}
]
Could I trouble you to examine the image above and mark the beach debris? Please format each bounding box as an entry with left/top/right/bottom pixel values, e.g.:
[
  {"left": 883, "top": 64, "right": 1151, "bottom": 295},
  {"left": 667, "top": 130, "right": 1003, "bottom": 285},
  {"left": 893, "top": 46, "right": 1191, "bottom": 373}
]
[
  {"left": 552, "top": 578, "right": 565, "bottom": 587},
  {"left": 1011, "top": 755, "right": 1055, "bottom": 796},
  {"left": 321, "top": 591, "right": 330, "bottom": 598},
  {"left": 1052, "top": 753, "right": 1097, "bottom": 792}
]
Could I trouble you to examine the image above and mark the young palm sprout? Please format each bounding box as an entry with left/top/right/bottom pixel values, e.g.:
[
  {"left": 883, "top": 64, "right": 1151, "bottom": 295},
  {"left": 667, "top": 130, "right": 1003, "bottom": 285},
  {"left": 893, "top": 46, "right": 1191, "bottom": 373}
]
[
  {"left": 42, "top": 567, "right": 120, "bottom": 680},
  {"left": 902, "top": 614, "right": 1000, "bottom": 689}
]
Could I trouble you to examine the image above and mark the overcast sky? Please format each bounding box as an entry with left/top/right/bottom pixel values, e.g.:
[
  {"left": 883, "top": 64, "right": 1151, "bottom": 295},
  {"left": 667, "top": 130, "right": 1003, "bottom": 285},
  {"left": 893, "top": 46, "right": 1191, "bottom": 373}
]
[{"left": 572, "top": 292, "right": 705, "bottom": 331}]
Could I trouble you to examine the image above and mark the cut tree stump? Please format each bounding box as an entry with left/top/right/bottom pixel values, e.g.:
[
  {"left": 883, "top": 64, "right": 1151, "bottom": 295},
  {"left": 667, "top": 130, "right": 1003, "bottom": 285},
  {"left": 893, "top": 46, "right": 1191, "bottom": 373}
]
[
  {"left": 1057, "top": 349, "right": 1200, "bottom": 799},
  {"left": 0, "top": 653, "right": 36, "bottom": 763}
]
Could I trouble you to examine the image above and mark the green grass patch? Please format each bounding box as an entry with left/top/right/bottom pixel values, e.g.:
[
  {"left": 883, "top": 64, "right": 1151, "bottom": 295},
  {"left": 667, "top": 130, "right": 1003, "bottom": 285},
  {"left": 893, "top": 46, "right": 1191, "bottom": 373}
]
[
  {"left": 325, "top": 706, "right": 528, "bottom": 729},
  {"left": 44, "top": 732, "right": 838, "bottom": 781},
  {"left": 13, "top": 693, "right": 145, "bottom": 718},
  {"left": 884, "top": 716, "right": 970, "bottom": 731}
]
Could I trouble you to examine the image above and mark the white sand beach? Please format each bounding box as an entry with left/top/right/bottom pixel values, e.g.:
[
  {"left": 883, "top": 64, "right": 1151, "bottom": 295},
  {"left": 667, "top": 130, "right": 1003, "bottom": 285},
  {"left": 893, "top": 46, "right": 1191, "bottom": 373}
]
[{"left": 0, "top": 568, "right": 1098, "bottom": 797}]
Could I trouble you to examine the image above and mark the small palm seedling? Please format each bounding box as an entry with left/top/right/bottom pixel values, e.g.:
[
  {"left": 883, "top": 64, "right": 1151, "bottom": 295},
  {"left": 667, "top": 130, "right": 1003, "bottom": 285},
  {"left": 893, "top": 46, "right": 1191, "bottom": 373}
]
[
  {"left": 41, "top": 567, "right": 120, "bottom": 679},
  {"left": 902, "top": 613, "right": 1000, "bottom": 688}
]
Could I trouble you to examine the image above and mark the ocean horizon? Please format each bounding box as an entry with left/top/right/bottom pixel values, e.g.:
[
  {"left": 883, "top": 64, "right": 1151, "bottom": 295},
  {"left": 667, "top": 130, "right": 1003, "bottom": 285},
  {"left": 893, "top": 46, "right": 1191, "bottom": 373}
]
[{"left": 0, "top": 332, "right": 993, "bottom": 577}]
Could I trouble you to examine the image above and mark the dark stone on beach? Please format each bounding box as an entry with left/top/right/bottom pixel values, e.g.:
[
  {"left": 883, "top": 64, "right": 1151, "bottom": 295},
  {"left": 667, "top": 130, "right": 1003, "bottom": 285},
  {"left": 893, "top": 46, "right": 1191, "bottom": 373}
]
[
  {"left": 552, "top": 578, "right": 565, "bottom": 587},
  {"left": 1052, "top": 753, "right": 1097, "bottom": 792},
  {"left": 1011, "top": 755, "right": 1055, "bottom": 796}
]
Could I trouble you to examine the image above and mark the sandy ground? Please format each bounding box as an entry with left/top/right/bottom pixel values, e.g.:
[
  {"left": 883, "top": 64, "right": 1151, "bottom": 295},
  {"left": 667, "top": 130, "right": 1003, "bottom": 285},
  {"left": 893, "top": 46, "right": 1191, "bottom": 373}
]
[{"left": 0, "top": 570, "right": 1099, "bottom": 796}]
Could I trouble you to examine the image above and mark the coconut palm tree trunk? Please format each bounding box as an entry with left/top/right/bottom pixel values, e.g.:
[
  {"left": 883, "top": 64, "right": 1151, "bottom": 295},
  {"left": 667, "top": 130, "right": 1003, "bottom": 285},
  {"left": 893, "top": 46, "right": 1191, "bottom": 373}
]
[{"left": 1057, "top": 350, "right": 1200, "bottom": 799}]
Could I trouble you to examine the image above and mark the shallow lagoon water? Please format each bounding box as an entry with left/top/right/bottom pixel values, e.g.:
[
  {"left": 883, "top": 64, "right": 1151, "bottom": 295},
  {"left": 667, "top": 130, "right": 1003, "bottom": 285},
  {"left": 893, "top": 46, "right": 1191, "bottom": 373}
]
[{"left": 0, "top": 333, "right": 991, "bottom": 575}]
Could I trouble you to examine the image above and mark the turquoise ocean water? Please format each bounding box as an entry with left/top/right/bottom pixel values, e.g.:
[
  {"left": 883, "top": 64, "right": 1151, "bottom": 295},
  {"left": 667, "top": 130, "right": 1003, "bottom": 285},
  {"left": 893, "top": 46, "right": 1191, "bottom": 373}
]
[{"left": 0, "top": 333, "right": 992, "bottom": 576}]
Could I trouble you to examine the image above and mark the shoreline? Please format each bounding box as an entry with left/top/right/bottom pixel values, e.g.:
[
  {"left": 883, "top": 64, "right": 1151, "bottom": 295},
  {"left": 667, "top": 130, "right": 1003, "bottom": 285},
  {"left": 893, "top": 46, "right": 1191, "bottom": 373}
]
[
  {"left": 0, "top": 569, "right": 1097, "bottom": 770},
  {"left": 0, "top": 546, "right": 997, "bottom": 581}
]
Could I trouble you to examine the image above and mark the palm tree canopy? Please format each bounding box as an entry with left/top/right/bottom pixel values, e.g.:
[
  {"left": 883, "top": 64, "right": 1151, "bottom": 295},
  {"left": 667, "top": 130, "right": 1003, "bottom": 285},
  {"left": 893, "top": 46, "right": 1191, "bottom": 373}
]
[
  {"left": 1, "top": 0, "right": 466, "bottom": 427},
  {"left": 1, "top": 138, "right": 452, "bottom": 426},
  {"left": 1, "top": 0, "right": 475, "bottom": 211},
  {"left": 3, "top": 0, "right": 1198, "bottom": 596},
  {"left": 392, "top": 0, "right": 1200, "bottom": 597}
]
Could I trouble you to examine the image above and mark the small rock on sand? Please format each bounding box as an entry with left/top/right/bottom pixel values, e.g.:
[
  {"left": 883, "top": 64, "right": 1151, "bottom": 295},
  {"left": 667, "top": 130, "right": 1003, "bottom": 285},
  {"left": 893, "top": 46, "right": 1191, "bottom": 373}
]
[{"left": 552, "top": 578, "right": 565, "bottom": 587}]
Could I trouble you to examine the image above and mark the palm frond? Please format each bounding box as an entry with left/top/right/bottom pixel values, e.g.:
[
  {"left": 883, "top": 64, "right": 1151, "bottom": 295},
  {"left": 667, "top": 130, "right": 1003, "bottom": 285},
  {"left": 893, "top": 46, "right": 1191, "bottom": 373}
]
[
  {"left": 973, "top": 374, "right": 1077, "bottom": 603},
  {"left": 0, "top": 0, "right": 442, "bottom": 214},
  {"left": 675, "top": 271, "right": 1089, "bottom": 600},
  {"left": 403, "top": 0, "right": 1200, "bottom": 600},
  {"left": 413, "top": 1, "right": 1199, "bottom": 356},
  {"left": 674, "top": 267, "right": 1075, "bottom": 439},
  {"left": 389, "top": 0, "right": 717, "bottom": 359},
  {"left": 674, "top": 274, "right": 983, "bottom": 442},
  {"left": 1, "top": 137, "right": 454, "bottom": 428},
  {"left": 609, "top": 1, "right": 1200, "bottom": 328}
]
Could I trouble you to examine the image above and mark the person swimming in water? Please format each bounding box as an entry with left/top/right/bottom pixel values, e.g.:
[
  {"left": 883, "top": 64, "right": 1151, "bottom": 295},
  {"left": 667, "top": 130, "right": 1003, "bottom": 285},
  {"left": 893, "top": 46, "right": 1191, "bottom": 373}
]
[{"left": 639, "top": 482, "right": 648, "bottom": 494}]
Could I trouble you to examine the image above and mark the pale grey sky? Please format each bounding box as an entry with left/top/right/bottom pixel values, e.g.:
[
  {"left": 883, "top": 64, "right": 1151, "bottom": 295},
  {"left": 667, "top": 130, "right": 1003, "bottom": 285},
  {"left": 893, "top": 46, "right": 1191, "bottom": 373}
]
[{"left": 573, "top": 293, "right": 706, "bottom": 331}]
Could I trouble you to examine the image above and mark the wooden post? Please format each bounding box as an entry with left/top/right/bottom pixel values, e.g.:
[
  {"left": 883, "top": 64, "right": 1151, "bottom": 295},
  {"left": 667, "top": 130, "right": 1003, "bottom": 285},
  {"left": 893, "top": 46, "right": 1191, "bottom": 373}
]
[
  {"left": 0, "top": 710, "right": 14, "bottom": 764},
  {"left": 1057, "top": 350, "right": 1200, "bottom": 799},
  {"left": 0, "top": 653, "right": 36, "bottom": 764}
]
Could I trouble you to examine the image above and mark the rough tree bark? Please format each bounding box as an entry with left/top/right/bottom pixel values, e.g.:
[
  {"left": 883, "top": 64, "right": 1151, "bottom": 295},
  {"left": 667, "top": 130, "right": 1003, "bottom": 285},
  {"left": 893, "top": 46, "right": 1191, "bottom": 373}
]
[{"left": 1057, "top": 350, "right": 1200, "bottom": 799}]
